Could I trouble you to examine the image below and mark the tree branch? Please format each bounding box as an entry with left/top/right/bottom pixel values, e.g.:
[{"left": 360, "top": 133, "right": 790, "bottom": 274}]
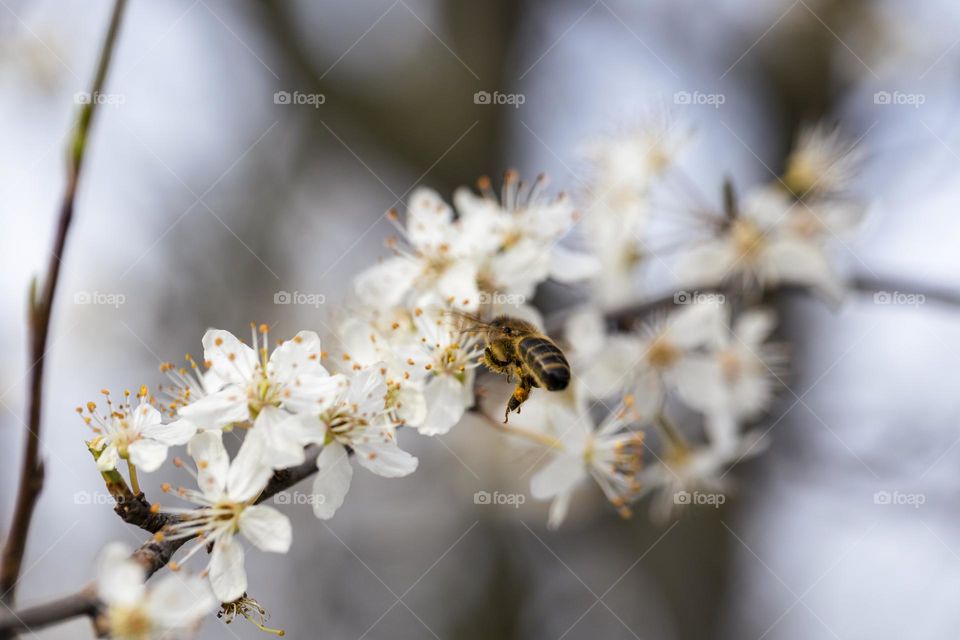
[
  {"left": 547, "top": 275, "right": 960, "bottom": 334},
  {"left": 0, "top": 590, "right": 98, "bottom": 636},
  {"left": 0, "top": 0, "right": 128, "bottom": 614},
  {"left": 115, "top": 450, "right": 317, "bottom": 577},
  {"left": 0, "top": 452, "right": 321, "bottom": 635}
]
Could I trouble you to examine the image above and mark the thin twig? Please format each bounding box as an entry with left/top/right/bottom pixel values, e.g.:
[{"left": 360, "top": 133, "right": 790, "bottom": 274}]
[
  {"left": 0, "top": 590, "right": 98, "bottom": 635},
  {"left": 0, "top": 453, "right": 321, "bottom": 635},
  {"left": 0, "top": 0, "right": 128, "bottom": 613}
]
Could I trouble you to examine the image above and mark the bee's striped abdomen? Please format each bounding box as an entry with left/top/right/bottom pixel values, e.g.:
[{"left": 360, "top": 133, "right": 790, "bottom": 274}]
[{"left": 518, "top": 336, "right": 570, "bottom": 391}]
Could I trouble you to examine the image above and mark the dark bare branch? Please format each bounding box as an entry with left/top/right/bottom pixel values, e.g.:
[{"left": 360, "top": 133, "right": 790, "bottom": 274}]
[{"left": 0, "top": 0, "right": 129, "bottom": 613}]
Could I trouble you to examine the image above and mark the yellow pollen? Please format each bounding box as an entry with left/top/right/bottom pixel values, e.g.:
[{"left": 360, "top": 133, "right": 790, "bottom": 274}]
[
  {"left": 730, "top": 218, "right": 764, "bottom": 263},
  {"left": 646, "top": 336, "right": 680, "bottom": 369}
]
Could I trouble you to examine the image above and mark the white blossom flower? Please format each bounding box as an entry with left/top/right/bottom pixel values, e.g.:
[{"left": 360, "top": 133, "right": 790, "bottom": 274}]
[
  {"left": 353, "top": 187, "right": 482, "bottom": 311},
  {"left": 296, "top": 367, "right": 418, "bottom": 519},
  {"left": 81, "top": 388, "right": 195, "bottom": 473},
  {"left": 582, "top": 116, "right": 690, "bottom": 193},
  {"left": 174, "top": 325, "right": 339, "bottom": 470},
  {"left": 158, "top": 431, "right": 292, "bottom": 603},
  {"left": 567, "top": 303, "right": 724, "bottom": 410},
  {"left": 672, "top": 308, "right": 786, "bottom": 453},
  {"left": 157, "top": 354, "right": 223, "bottom": 419},
  {"left": 529, "top": 400, "right": 646, "bottom": 529},
  {"left": 335, "top": 308, "right": 431, "bottom": 425},
  {"left": 395, "top": 308, "right": 482, "bottom": 435},
  {"left": 95, "top": 542, "right": 215, "bottom": 639},
  {"left": 640, "top": 432, "right": 767, "bottom": 523},
  {"left": 781, "top": 124, "right": 862, "bottom": 198},
  {"left": 677, "top": 186, "right": 858, "bottom": 302},
  {"left": 454, "top": 171, "right": 599, "bottom": 295}
]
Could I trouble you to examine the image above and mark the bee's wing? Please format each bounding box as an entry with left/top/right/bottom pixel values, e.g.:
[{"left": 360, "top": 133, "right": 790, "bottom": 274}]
[{"left": 443, "top": 309, "right": 492, "bottom": 334}]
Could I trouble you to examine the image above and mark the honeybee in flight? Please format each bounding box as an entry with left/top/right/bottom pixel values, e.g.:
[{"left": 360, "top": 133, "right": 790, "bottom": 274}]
[{"left": 456, "top": 313, "right": 571, "bottom": 422}]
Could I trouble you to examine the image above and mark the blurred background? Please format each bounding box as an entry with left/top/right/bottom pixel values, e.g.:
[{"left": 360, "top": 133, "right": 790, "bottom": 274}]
[{"left": 2, "top": 0, "right": 960, "bottom": 638}]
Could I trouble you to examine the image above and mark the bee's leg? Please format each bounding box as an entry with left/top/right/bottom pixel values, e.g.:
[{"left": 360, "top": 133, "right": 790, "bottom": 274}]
[
  {"left": 483, "top": 346, "right": 513, "bottom": 380},
  {"left": 504, "top": 377, "right": 532, "bottom": 423}
]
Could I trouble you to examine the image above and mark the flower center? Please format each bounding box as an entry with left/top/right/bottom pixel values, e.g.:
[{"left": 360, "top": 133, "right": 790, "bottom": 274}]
[
  {"left": 212, "top": 501, "right": 245, "bottom": 534},
  {"left": 718, "top": 349, "right": 742, "bottom": 382},
  {"left": 324, "top": 411, "right": 369, "bottom": 441},
  {"left": 646, "top": 335, "right": 681, "bottom": 369},
  {"left": 246, "top": 373, "right": 280, "bottom": 418},
  {"left": 500, "top": 228, "right": 524, "bottom": 250},
  {"left": 730, "top": 218, "right": 765, "bottom": 264},
  {"left": 108, "top": 604, "right": 152, "bottom": 639},
  {"left": 782, "top": 154, "right": 819, "bottom": 196}
]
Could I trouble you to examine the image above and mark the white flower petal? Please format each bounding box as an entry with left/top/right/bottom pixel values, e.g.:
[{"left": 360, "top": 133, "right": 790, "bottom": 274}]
[
  {"left": 96, "top": 544, "right": 145, "bottom": 607},
  {"left": 565, "top": 308, "right": 607, "bottom": 358},
  {"left": 226, "top": 431, "right": 274, "bottom": 503},
  {"left": 312, "top": 442, "right": 353, "bottom": 519},
  {"left": 677, "top": 241, "right": 731, "bottom": 287},
  {"left": 209, "top": 536, "right": 246, "bottom": 603},
  {"left": 178, "top": 385, "right": 249, "bottom": 430},
  {"left": 436, "top": 260, "right": 480, "bottom": 309},
  {"left": 250, "top": 406, "right": 306, "bottom": 470},
  {"left": 345, "top": 368, "right": 388, "bottom": 419},
  {"left": 239, "top": 505, "right": 292, "bottom": 553},
  {"left": 549, "top": 245, "right": 601, "bottom": 283},
  {"left": 187, "top": 431, "right": 229, "bottom": 499},
  {"left": 667, "top": 303, "right": 724, "bottom": 349},
  {"left": 130, "top": 400, "right": 162, "bottom": 432},
  {"left": 418, "top": 376, "right": 467, "bottom": 436},
  {"left": 354, "top": 257, "right": 419, "bottom": 309},
  {"left": 146, "top": 572, "right": 216, "bottom": 628},
  {"left": 140, "top": 418, "right": 196, "bottom": 447},
  {"left": 406, "top": 187, "right": 453, "bottom": 250},
  {"left": 735, "top": 309, "right": 777, "bottom": 345},
  {"left": 353, "top": 437, "right": 418, "bottom": 478},
  {"left": 394, "top": 386, "right": 427, "bottom": 427},
  {"left": 268, "top": 330, "right": 326, "bottom": 387},
  {"left": 530, "top": 453, "right": 584, "bottom": 500},
  {"left": 282, "top": 372, "right": 347, "bottom": 415},
  {"left": 766, "top": 237, "right": 845, "bottom": 303},
  {"left": 127, "top": 439, "right": 168, "bottom": 473},
  {"left": 202, "top": 329, "right": 258, "bottom": 386},
  {"left": 546, "top": 491, "right": 573, "bottom": 530},
  {"left": 96, "top": 443, "right": 120, "bottom": 472}
]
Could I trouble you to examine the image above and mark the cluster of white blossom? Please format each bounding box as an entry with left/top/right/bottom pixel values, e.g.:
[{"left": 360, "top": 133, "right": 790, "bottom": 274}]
[
  {"left": 81, "top": 121, "right": 865, "bottom": 637},
  {"left": 678, "top": 125, "right": 867, "bottom": 303}
]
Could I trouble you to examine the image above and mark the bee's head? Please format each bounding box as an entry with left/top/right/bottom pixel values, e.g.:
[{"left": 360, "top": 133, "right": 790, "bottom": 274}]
[{"left": 488, "top": 316, "right": 536, "bottom": 340}]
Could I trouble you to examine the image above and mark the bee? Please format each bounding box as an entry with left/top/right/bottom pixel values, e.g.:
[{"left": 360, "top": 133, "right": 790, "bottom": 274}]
[{"left": 457, "top": 314, "right": 571, "bottom": 422}]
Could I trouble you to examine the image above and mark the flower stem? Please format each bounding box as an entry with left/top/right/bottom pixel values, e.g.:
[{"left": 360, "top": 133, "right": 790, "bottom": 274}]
[
  {"left": 655, "top": 413, "right": 689, "bottom": 454},
  {"left": 127, "top": 460, "right": 141, "bottom": 496},
  {"left": 0, "top": 0, "right": 128, "bottom": 611},
  {"left": 484, "top": 416, "right": 564, "bottom": 449}
]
